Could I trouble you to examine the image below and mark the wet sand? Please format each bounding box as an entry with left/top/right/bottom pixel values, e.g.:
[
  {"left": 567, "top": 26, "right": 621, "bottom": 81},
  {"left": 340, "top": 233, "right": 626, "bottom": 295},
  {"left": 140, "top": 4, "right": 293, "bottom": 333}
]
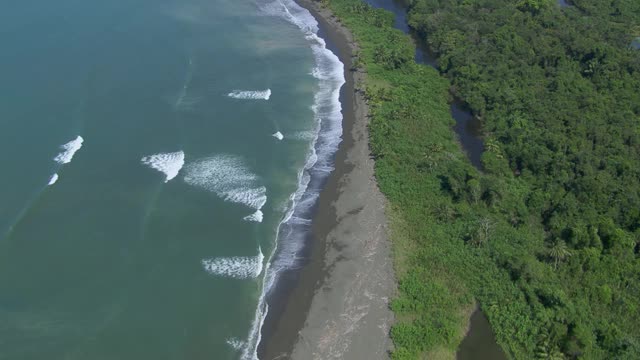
[{"left": 258, "top": 1, "right": 396, "bottom": 359}]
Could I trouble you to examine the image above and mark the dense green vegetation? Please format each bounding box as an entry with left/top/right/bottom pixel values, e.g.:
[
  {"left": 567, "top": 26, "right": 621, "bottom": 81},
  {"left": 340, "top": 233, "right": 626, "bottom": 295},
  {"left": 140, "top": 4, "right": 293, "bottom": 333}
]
[{"left": 320, "top": 0, "right": 640, "bottom": 358}]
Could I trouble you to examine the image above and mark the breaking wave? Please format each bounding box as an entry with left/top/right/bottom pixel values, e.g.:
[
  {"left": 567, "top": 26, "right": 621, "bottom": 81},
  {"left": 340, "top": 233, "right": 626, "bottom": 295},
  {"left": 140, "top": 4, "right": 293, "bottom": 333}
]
[
  {"left": 183, "top": 155, "right": 267, "bottom": 217},
  {"left": 227, "top": 89, "right": 271, "bottom": 100},
  {"left": 272, "top": 131, "right": 284, "bottom": 140},
  {"left": 140, "top": 151, "right": 185, "bottom": 183},
  {"left": 47, "top": 173, "right": 59, "bottom": 186},
  {"left": 243, "top": 210, "right": 264, "bottom": 223},
  {"left": 53, "top": 136, "right": 84, "bottom": 164},
  {"left": 202, "top": 248, "right": 264, "bottom": 279}
]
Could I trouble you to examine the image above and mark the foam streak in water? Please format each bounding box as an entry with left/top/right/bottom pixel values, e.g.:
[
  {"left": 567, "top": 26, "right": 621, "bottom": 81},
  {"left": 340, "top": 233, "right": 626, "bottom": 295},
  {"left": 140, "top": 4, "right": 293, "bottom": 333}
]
[
  {"left": 174, "top": 56, "right": 201, "bottom": 111},
  {"left": 227, "top": 89, "right": 271, "bottom": 100},
  {"left": 202, "top": 248, "right": 264, "bottom": 279},
  {"left": 141, "top": 151, "right": 185, "bottom": 183},
  {"left": 53, "top": 136, "right": 84, "bottom": 164}
]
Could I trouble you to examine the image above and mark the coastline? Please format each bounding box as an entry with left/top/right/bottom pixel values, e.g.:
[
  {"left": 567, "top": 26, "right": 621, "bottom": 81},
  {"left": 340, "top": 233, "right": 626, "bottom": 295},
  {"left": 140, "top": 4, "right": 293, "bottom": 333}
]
[{"left": 259, "top": 0, "right": 396, "bottom": 359}]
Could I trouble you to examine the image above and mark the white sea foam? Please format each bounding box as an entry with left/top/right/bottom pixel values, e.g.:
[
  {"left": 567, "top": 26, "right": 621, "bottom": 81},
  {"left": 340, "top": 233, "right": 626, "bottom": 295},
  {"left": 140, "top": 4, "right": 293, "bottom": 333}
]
[
  {"left": 53, "top": 136, "right": 84, "bottom": 164},
  {"left": 47, "top": 173, "right": 59, "bottom": 186},
  {"left": 227, "top": 89, "right": 271, "bottom": 100},
  {"left": 140, "top": 151, "right": 185, "bottom": 183},
  {"left": 288, "top": 216, "right": 312, "bottom": 225},
  {"left": 226, "top": 338, "right": 245, "bottom": 351},
  {"left": 225, "top": 187, "right": 268, "bottom": 210},
  {"left": 237, "top": 1, "right": 346, "bottom": 359},
  {"left": 243, "top": 210, "right": 264, "bottom": 223},
  {"left": 202, "top": 248, "right": 264, "bottom": 279},
  {"left": 183, "top": 155, "right": 267, "bottom": 211},
  {"left": 272, "top": 131, "right": 284, "bottom": 140}
]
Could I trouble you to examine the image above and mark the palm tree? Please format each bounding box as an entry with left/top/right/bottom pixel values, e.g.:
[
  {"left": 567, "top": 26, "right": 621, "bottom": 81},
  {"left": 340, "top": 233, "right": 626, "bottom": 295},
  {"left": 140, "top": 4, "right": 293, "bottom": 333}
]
[
  {"left": 548, "top": 240, "right": 571, "bottom": 270},
  {"left": 535, "top": 338, "right": 565, "bottom": 360},
  {"left": 469, "top": 217, "right": 492, "bottom": 247},
  {"left": 535, "top": 332, "right": 565, "bottom": 360}
]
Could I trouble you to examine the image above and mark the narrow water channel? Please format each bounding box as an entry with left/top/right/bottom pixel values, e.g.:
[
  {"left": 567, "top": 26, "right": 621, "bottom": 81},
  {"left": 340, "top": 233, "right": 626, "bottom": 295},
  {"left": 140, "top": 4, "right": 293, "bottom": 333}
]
[
  {"left": 451, "top": 100, "right": 484, "bottom": 169},
  {"left": 457, "top": 307, "right": 508, "bottom": 360},
  {"left": 363, "top": 0, "right": 484, "bottom": 170},
  {"left": 360, "top": 0, "right": 504, "bottom": 358},
  {"left": 558, "top": 0, "right": 572, "bottom": 8}
]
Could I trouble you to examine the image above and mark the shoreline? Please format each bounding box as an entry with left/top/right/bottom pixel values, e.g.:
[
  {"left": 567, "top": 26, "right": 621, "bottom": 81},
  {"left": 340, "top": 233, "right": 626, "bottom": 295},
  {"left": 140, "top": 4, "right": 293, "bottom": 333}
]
[{"left": 259, "top": 1, "right": 396, "bottom": 359}]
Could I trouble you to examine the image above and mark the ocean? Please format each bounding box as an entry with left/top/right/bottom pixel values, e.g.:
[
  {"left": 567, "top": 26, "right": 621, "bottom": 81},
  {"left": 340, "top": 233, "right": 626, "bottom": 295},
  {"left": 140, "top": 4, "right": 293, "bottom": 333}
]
[{"left": 0, "top": 0, "right": 344, "bottom": 359}]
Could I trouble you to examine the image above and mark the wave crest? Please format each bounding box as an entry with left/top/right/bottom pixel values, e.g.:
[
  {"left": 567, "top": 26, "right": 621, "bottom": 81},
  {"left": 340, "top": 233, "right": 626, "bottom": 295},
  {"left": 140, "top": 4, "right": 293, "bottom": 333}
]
[
  {"left": 54, "top": 136, "right": 84, "bottom": 164},
  {"left": 272, "top": 131, "right": 284, "bottom": 140},
  {"left": 47, "top": 173, "right": 59, "bottom": 186},
  {"left": 141, "top": 151, "right": 185, "bottom": 183},
  {"left": 243, "top": 210, "right": 264, "bottom": 223}
]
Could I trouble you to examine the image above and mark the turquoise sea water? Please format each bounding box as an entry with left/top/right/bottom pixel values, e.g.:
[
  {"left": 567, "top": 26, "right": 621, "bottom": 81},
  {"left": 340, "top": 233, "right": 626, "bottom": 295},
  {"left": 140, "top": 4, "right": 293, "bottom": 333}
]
[{"left": 0, "top": 0, "right": 344, "bottom": 358}]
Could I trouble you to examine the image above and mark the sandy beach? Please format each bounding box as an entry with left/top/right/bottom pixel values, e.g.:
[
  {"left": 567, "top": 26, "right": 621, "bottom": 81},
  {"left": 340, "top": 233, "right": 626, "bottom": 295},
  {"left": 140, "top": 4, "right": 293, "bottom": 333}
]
[{"left": 258, "top": 0, "right": 396, "bottom": 359}]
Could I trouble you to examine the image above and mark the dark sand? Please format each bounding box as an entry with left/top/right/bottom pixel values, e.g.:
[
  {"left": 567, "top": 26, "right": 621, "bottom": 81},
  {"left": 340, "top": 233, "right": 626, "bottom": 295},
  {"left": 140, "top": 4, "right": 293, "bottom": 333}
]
[{"left": 259, "top": 1, "right": 395, "bottom": 359}]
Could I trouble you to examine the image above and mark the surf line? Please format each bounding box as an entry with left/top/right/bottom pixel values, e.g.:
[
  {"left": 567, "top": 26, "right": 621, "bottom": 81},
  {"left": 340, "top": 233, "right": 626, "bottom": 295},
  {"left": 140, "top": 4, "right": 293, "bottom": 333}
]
[{"left": 233, "top": 0, "right": 347, "bottom": 358}]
